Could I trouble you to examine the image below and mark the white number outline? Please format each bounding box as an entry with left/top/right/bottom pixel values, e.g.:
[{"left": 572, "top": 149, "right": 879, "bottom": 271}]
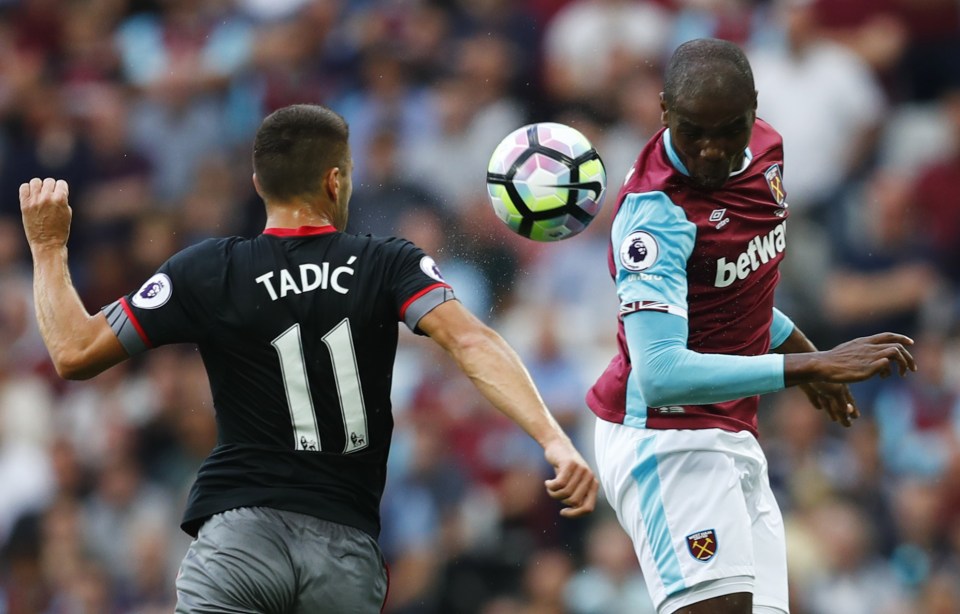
[{"left": 271, "top": 320, "right": 369, "bottom": 453}]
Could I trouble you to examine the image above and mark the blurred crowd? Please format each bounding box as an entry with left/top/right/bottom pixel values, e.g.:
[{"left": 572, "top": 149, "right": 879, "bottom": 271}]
[{"left": 0, "top": 0, "right": 959, "bottom": 613}]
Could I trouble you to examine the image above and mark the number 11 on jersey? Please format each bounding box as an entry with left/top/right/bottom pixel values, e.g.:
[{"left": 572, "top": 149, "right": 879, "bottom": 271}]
[{"left": 272, "top": 320, "right": 369, "bottom": 453}]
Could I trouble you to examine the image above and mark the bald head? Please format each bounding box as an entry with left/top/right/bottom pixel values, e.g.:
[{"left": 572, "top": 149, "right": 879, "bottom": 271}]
[{"left": 663, "top": 39, "right": 755, "bottom": 109}]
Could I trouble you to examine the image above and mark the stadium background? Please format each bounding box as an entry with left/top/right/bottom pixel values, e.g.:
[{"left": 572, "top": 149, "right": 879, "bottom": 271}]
[{"left": 0, "top": 0, "right": 959, "bottom": 612}]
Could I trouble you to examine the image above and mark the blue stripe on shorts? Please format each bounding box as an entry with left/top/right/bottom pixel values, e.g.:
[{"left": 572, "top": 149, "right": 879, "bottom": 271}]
[{"left": 631, "top": 436, "right": 686, "bottom": 595}]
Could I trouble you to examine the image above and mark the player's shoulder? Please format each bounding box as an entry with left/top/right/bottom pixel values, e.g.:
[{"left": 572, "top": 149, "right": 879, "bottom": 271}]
[
  {"left": 750, "top": 118, "right": 784, "bottom": 158},
  {"left": 341, "top": 232, "right": 421, "bottom": 258},
  {"left": 167, "top": 236, "right": 241, "bottom": 268}
]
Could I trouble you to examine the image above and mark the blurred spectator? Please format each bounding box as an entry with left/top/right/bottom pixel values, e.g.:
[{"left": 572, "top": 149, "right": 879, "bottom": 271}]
[
  {"left": 72, "top": 84, "right": 153, "bottom": 249},
  {"left": 800, "top": 498, "right": 911, "bottom": 614},
  {"left": 334, "top": 44, "right": 439, "bottom": 183},
  {"left": 812, "top": 0, "right": 960, "bottom": 102},
  {"left": 811, "top": 0, "right": 908, "bottom": 77},
  {"left": 751, "top": 0, "right": 887, "bottom": 216},
  {"left": 402, "top": 34, "right": 525, "bottom": 214},
  {"left": 911, "top": 87, "right": 960, "bottom": 287},
  {"left": 542, "top": 0, "right": 672, "bottom": 114},
  {"left": 565, "top": 516, "right": 655, "bottom": 614},
  {"left": 347, "top": 127, "right": 446, "bottom": 237},
  {"left": 874, "top": 336, "right": 960, "bottom": 479},
  {"left": 517, "top": 548, "right": 575, "bottom": 612},
  {"left": 823, "top": 170, "right": 944, "bottom": 344},
  {"left": 380, "top": 412, "right": 467, "bottom": 613},
  {"left": 80, "top": 452, "right": 175, "bottom": 585},
  {"left": 0, "top": 83, "right": 93, "bottom": 222},
  {"left": 762, "top": 387, "right": 855, "bottom": 512},
  {"left": 602, "top": 67, "right": 664, "bottom": 188},
  {"left": 115, "top": 0, "right": 252, "bottom": 93},
  {"left": 889, "top": 479, "right": 950, "bottom": 594},
  {"left": 671, "top": 0, "right": 773, "bottom": 50},
  {"left": 244, "top": 0, "right": 353, "bottom": 124}
]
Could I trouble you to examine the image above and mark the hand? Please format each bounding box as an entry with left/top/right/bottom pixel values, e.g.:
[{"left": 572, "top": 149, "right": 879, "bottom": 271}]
[
  {"left": 542, "top": 437, "right": 599, "bottom": 518},
  {"left": 20, "top": 177, "right": 72, "bottom": 251},
  {"left": 799, "top": 381, "right": 859, "bottom": 427},
  {"left": 816, "top": 333, "right": 917, "bottom": 383}
]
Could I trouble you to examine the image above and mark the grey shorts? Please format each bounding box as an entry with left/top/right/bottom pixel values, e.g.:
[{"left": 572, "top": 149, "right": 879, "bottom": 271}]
[{"left": 175, "top": 507, "right": 387, "bottom": 614}]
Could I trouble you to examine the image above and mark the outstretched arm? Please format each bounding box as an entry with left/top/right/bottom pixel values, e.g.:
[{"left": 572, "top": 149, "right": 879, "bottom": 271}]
[
  {"left": 417, "top": 299, "right": 598, "bottom": 518},
  {"left": 626, "top": 309, "right": 916, "bottom": 411},
  {"left": 20, "top": 178, "right": 127, "bottom": 379}
]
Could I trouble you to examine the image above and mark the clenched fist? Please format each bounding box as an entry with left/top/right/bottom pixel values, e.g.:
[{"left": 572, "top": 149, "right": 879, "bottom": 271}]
[{"left": 20, "top": 177, "right": 72, "bottom": 250}]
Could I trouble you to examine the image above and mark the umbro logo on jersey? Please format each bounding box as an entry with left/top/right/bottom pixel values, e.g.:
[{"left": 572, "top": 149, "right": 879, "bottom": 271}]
[
  {"left": 709, "top": 208, "right": 730, "bottom": 230},
  {"left": 687, "top": 529, "right": 717, "bottom": 562}
]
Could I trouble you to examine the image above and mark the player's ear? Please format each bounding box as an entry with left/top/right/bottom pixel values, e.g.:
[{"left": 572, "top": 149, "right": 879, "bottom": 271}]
[
  {"left": 323, "top": 166, "right": 341, "bottom": 203},
  {"left": 252, "top": 173, "right": 264, "bottom": 198},
  {"left": 659, "top": 92, "right": 669, "bottom": 127}
]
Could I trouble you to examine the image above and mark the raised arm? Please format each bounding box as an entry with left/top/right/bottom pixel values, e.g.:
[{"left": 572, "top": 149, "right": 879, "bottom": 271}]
[
  {"left": 20, "top": 178, "right": 127, "bottom": 379},
  {"left": 417, "top": 299, "right": 598, "bottom": 518}
]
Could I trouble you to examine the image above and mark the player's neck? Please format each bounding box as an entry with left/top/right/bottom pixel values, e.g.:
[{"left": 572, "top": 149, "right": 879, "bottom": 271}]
[{"left": 264, "top": 201, "right": 335, "bottom": 230}]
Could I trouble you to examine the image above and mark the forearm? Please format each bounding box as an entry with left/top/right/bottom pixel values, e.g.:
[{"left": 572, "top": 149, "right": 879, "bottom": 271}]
[
  {"left": 626, "top": 311, "right": 784, "bottom": 407},
  {"left": 32, "top": 246, "right": 104, "bottom": 377},
  {"left": 449, "top": 327, "right": 569, "bottom": 448}
]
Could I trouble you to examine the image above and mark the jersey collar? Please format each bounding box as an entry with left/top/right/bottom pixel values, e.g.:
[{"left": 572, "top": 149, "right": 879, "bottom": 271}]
[
  {"left": 263, "top": 225, "right": 337, "bottom": 237},
  {"left": 662, "top": 129, "right": 753, "bottom": 178}
]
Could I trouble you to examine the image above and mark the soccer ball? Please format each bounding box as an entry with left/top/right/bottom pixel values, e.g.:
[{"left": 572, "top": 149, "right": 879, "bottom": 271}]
[{"left": 486, "top": 122, "right": 606, "bottom": 242}]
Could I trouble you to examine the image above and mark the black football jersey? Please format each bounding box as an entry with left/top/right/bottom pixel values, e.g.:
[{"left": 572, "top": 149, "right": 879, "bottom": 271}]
[{"left": 103, "top": 225, "right": 455, "bottom": 538}]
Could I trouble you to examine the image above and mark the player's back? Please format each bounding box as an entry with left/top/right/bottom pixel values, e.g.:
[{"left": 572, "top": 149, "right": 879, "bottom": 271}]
[{"left": 116, "top": 225, "right": 451, "bottom": 538}]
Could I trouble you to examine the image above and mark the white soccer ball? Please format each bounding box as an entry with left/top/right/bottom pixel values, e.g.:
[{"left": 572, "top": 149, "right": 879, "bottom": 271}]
[{"left": 486, "top": 122, "right": 607, "bottom": 242}]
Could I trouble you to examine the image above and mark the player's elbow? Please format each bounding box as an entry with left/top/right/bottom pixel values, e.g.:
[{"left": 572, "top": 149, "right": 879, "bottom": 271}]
[
  {"left": 449, "top": 325, "right": 499, "bottom": 361},
  {"left": 51, "top": 351, "right": 103, "bottom": 381},
  {"left": 635, "top": 349, "right": 688, "bottom": 408},
  {"left": 52, "top": 356, "right": 85, "bottom": 380},
  {"left": 638, "top": 377, "right": 678, "bottom": 409}
]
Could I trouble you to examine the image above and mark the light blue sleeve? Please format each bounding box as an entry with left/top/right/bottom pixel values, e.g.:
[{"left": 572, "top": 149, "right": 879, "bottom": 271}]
[
  {"left": 612, "top": 192, "right": 696, "bottom": 318},
  {"left": 625, "top": 311, "right": 786, "bottom": 407},
  {"left": 770, "top": 307, "right": 796, "bottom": 349}
]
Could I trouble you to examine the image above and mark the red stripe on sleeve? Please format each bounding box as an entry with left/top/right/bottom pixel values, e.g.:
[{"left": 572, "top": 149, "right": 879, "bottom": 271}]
[
  {"left": 119, "top": 296, "right": 154, "bottom": 349},
  {"left": 399, "top": 283, "right": 449, "bottom": 320}
]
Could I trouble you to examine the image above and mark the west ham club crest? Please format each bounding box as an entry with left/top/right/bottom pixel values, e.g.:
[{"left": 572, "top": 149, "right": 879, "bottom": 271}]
[
  {"left": 686, "top": 529, "right": 717, "bottom": 562},
  {"left": 764, "top": 164, "right": 789, "bottom": 217}
]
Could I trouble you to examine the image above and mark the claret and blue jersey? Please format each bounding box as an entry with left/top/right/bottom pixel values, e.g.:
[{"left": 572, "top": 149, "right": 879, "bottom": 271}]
[{"left": 588, "top": 119, "right": 791, "bottom": 436}]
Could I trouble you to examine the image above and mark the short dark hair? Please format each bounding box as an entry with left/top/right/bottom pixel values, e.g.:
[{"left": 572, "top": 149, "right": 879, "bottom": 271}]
[
  {"left": 663, "top": 39, "right": 755, "bottom": 108},
  {"left": 253, "top": 104, "right": 350, "bottom": 201}
]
